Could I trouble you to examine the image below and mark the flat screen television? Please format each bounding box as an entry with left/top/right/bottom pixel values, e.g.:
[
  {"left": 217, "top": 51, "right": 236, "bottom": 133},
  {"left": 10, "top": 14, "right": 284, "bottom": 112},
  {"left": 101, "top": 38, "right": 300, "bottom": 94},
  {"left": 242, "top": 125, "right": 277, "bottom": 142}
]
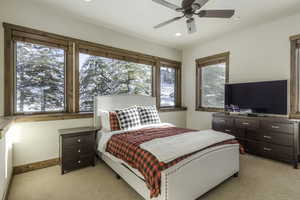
[{"left": 225, "top": 80, "right": 288, "bottom": 115}]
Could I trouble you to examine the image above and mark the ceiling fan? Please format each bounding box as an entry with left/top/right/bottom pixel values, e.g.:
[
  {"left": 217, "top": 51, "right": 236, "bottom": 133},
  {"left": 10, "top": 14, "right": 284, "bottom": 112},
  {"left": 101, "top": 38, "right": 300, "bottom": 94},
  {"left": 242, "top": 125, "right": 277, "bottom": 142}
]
[{"left": 153, "top": 0, "right": 235, "bottom": 34}]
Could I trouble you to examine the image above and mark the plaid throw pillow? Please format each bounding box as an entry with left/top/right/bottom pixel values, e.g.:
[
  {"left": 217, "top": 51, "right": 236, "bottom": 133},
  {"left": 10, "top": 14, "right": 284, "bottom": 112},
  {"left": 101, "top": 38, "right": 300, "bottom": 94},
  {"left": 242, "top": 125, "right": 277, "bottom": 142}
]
[
  {"left": 109, "top": 112, "right": 121, "bottom": 131},
  {"left": 115, "top": 106, "right": 141, "bottom": 130},
  {"left": 138, "top": 105, "right": 161, "bottom": 125}
]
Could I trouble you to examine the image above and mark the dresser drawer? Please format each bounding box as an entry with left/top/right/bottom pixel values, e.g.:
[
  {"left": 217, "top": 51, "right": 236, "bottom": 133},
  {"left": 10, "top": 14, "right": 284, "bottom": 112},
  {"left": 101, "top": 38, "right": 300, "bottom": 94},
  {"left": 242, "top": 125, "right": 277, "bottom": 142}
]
[
  {"left": 63, "top": 134, "right": 94, "bottom": 147},
  {"left": 235, "top": 118, "right": 259, "bottom": 130},
  {"left": 212, "top": 117, "right": 234, "bottom": 132},
  {"left": 258, "top": 131, "right": 293, "bottom": 146},
  {"left": 63, "top": 154, "right": 94, "bottom": 172},
  {"left": 213, "top": 117, "right": 233, "bottom": 126},
  {"left": 261, "top": 121, "right": 293, "bottom": 134},
  {"left": 259, "top": 142, "right": 293, "bottom": 162}
]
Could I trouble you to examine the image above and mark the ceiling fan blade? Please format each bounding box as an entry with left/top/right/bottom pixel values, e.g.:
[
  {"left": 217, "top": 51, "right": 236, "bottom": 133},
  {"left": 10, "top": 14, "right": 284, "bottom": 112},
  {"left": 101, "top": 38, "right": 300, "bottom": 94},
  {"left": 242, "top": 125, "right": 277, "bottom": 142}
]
[
  {"left": 154, "top": 16, "right": 183, "bottom": 29},
  {"left": 152, "top": 0, "right": 181, "bottom": 11},
  {"left": 198, "top": 10, "right": 235, "bottom": 18},
  {"left": 186, "top": 18, "right": 197, "bottom": 34}
]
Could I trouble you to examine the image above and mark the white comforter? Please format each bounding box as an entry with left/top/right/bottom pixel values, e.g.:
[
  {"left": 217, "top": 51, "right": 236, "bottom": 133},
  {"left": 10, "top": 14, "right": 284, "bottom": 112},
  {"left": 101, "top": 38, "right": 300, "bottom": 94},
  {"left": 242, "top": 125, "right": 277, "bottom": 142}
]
[
  {"left": 140, "top": 129, "right": 235, "bottom": 163},
  {"left": 97, "top": 124, "right": 235, "bottom": 163}
]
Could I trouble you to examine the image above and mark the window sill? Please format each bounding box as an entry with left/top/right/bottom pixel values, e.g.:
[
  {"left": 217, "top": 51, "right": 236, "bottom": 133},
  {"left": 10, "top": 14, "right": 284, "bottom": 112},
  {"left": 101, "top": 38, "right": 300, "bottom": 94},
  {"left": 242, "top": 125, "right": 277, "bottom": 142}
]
[
  {"left": 195, "top": 107, "right": 224, "bottom": 113},
  {"left": 289, "top": 113, "right": 300, "bottom": 120},
  {"left": 13, "top": 113, "right": 93, "bottom": 123},
  {"left": 159, "top": 107, "right": 187, "bottom": 112}
]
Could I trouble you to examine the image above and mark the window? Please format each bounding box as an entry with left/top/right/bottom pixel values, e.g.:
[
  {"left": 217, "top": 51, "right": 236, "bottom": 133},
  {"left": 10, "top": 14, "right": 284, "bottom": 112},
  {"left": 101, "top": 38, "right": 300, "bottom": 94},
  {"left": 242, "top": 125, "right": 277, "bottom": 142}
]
[
  {"left": 196, "top": 52, "right": 229, "bottom": 112},
  {"left": 290, "top": 35, "right": 300, "bottom": 117},
  {"left": 79, "top": 53, "right": 152, "bottom": 112},
  {"left": 3, "top": 23, "right": 183, "bottom": 118},
  {"left": 16, "top": 41, "right": 65, "bottom": 113},
  {"left": 160, "top": 66, "right": 176, "bottom": 107}
]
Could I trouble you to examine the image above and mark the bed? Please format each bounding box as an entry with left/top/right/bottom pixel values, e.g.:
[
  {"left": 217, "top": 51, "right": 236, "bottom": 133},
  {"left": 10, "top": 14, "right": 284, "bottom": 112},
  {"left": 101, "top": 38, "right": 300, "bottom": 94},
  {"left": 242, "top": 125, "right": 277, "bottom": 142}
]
[{"left": 94, "top": 95, "right": 240, "bottom": 200}]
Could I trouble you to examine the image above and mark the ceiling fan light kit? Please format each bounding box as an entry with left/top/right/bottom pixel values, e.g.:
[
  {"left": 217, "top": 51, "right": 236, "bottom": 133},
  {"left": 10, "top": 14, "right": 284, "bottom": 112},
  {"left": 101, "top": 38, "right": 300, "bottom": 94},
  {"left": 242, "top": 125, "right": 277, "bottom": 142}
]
[{"left": 153, "top": 0, "right": 235, "bottom": 34}]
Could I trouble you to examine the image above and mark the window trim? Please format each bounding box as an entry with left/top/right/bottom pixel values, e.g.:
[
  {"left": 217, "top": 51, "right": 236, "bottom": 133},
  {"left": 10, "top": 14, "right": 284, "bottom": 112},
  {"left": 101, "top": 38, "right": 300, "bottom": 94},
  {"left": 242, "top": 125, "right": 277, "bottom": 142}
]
[
  {"left": 13, "top": 40, "right": 68, "bottom": 114},
  {"left": 290, "top": 34, "right": 300, "bottom": 118},
  {"left": 3, "top": 23, "right": 183, "bottom": 117},
  {"left": 158, "top": 64, "right": 182, "bottom": 108},
  {"left": 195, "top": 52, "right": 230, "bottom": 112}
]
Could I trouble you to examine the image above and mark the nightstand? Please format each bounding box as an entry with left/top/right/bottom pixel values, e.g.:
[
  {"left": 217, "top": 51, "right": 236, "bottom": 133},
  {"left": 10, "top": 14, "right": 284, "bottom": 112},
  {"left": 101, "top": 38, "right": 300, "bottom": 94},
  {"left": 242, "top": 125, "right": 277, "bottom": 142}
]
[{"left": 59, "top": 127, "right": 99, "bottom": 174}]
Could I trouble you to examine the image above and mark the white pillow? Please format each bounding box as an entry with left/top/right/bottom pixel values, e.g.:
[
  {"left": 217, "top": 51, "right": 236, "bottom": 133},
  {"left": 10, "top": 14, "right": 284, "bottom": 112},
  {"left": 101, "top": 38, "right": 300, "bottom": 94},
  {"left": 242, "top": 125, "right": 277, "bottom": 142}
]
[
  {"left": 137, "top": 105, "right": 161, "bottom": 125},
  {"left": 115, "top": 106, "right": 141, "bottom": 130},
  {"left": 99, "top": 110, "right": 111, "bottom": 131}
]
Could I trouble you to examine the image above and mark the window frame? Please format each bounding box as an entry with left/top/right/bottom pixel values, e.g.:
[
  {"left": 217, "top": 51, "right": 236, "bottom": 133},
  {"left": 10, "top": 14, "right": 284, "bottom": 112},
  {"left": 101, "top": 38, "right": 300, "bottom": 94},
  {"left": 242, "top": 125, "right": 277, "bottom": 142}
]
[
  {"left": 290, "top": 34, "right": 300, "bottom": 118},
  {"left": 195, "top": 52, "right": 230, "bottom": 112},
  {"left": 3, "top": 23, "right": 184, "bottom": 118},
  {"left": 14, "top": 40, "right": 68, "bottom": 114},
  {"left": 158, "top": 63, "right": 182, "bottom": 109},
  {"left": 4, "top": 24, "right": 74, "bottom": 116}
]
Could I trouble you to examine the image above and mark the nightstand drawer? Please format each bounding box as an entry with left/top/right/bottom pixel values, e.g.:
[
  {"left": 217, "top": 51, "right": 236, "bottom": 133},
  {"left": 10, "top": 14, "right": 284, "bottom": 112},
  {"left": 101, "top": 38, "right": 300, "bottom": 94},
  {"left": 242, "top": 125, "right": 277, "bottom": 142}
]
[
  {"left": 63, "top": 134, "right": 94, "bottom": 147},
  {"left": 63, "top": 154, "right": 94, "bottom": 172},
  {"left": 62, "top": 145, "right": 94, "bottom": 157}
]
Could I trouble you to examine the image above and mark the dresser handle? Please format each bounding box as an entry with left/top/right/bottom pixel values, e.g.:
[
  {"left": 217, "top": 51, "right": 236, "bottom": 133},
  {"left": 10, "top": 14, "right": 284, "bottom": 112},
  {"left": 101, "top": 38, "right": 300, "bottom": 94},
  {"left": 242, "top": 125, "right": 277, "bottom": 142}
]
[
  {"left": 263, "top": 147, "right": 272, "bottom": 151},
  {"left": 225, "top": 129, "right": 231, "bottom": 133},
  {"left": 242, "top": 122, "right": 249, "bottom": 125},
  {"left": 78, "top": 160, "right": 81, "bottom": 164},
  {"left": 263, "top": 135, "right": 272, "bottom": 139},
  {"left": 77, "top": 139, "right": 81, "bottom": 143},
  {"left": 78, "top": 149, "right": 81, "bottom": 153},
  {"left": 271, "top": 125, "right": 280, "bottom": 129}
]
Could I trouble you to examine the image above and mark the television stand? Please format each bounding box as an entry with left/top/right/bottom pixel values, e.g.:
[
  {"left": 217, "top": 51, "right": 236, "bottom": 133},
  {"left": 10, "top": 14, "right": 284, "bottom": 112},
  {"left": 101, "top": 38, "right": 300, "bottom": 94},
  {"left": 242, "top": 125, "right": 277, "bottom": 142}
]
[{"left": 212, "top": 113, "right": 299, "bottom": 169}]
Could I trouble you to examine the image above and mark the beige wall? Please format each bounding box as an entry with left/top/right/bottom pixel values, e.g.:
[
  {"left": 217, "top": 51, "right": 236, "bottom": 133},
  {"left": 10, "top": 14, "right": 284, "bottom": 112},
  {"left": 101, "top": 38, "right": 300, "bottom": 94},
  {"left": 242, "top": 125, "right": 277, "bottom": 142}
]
[
  {"left": 182, "top": 13, "right": 300, "bottom": 130},
  {"left": 0, "top": 0, "right": 186, "bottom": 166}
]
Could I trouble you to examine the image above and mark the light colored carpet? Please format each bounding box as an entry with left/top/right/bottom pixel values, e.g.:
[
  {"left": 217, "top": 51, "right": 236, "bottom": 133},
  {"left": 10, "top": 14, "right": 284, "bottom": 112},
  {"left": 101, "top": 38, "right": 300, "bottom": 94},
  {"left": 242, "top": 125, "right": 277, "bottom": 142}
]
[{"left": 8, "top": 154, "right": 300, "bottom": 200}]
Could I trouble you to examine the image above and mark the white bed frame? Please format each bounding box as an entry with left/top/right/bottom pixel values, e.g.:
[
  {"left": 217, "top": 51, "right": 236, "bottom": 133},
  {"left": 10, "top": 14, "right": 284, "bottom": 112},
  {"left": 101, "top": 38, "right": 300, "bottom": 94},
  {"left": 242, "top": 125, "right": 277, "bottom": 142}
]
[{"left": 94, "top": 95, "right": 240, "bottom": 200}]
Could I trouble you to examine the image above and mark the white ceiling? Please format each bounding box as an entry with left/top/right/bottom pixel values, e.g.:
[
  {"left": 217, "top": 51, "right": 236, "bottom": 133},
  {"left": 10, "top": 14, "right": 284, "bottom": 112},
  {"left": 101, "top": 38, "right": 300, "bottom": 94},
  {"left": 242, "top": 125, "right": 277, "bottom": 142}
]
[{"left": 27, "top": 0, "right": 300, "bottom": 49}]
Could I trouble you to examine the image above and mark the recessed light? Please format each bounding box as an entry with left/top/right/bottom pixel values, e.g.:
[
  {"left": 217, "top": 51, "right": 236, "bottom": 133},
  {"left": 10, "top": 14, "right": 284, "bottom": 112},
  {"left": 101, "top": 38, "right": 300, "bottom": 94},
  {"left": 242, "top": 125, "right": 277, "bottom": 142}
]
[
  {"left": 84, "top": 0, "right": 92, "bottom": 2},
  {"left": 175, "top": 33, "right": 182, "bottom": 37}
]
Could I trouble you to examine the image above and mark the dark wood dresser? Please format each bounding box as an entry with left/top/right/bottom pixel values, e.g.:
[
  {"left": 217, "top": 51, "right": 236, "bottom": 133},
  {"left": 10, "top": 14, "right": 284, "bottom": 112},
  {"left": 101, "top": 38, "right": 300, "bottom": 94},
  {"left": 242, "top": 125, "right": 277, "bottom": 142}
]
[
  {"left": 59, "top": 127, "right": 99, "bottom": 174},
  {"left": 212, "top": 113, "right": 300, "bottom": 168}
]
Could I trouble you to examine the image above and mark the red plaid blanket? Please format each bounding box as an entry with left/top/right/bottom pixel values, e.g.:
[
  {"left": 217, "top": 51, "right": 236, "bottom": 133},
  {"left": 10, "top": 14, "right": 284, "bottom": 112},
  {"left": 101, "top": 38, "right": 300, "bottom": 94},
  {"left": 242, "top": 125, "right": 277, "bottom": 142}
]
[{"left": 106, "top": 126, "right": 240, "bottom": 198}]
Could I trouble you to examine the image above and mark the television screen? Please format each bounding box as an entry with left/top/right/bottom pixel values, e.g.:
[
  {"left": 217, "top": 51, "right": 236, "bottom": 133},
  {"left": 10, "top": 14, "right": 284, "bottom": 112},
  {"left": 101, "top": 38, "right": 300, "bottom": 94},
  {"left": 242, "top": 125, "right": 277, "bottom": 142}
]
[{"left": 225, "top": 80, "right": 287, "bottom": 115}]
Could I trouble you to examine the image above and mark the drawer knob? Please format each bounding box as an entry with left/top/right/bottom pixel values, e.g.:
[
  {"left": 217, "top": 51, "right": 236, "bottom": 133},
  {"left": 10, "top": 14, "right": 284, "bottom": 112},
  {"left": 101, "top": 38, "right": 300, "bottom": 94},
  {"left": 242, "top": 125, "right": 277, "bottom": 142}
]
[
  {"left": 263, "top": 135, "right": 272, "bottom": 139},
  {"left": 271, "top": 125, "right": 280, "bottom": 129},
  {"left": 78, "top": 149, "right": 81, "bottom": 153},
  {"left": 77, "top": 139, "right": 81, "bottom": 143},
  {"left": 242, "top": 122, "right": 249, "bottom": 125},
  {"left": 225, "top": 129, "right": 231, "bottom": 133},
  {"left": 78, "top": 160, "right": 81, "bottom": 164},
  {"left": 263, "top": 147, "right": 272, "bottom": 152}
]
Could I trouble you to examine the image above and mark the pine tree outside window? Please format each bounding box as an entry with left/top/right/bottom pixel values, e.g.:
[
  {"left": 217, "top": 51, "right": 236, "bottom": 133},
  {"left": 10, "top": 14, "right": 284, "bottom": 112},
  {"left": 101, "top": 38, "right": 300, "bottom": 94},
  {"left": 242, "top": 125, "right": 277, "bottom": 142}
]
[
  {"left": 160, "top": 66, "right": 176, "bottom": 107},
  {"left": 79, "top": 53, "right": 152, "bottom": 112},
  {"left": 15, "top": 41, "right": 65, "bottom": 113}
]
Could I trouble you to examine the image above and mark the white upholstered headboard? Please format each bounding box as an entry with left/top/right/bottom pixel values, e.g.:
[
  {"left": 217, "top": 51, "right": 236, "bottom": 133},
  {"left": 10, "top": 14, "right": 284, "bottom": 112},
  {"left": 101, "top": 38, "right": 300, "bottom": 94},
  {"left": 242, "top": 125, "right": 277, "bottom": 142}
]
[{"left": 93, "top": 95, "right": 156, "bottom": 128}]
